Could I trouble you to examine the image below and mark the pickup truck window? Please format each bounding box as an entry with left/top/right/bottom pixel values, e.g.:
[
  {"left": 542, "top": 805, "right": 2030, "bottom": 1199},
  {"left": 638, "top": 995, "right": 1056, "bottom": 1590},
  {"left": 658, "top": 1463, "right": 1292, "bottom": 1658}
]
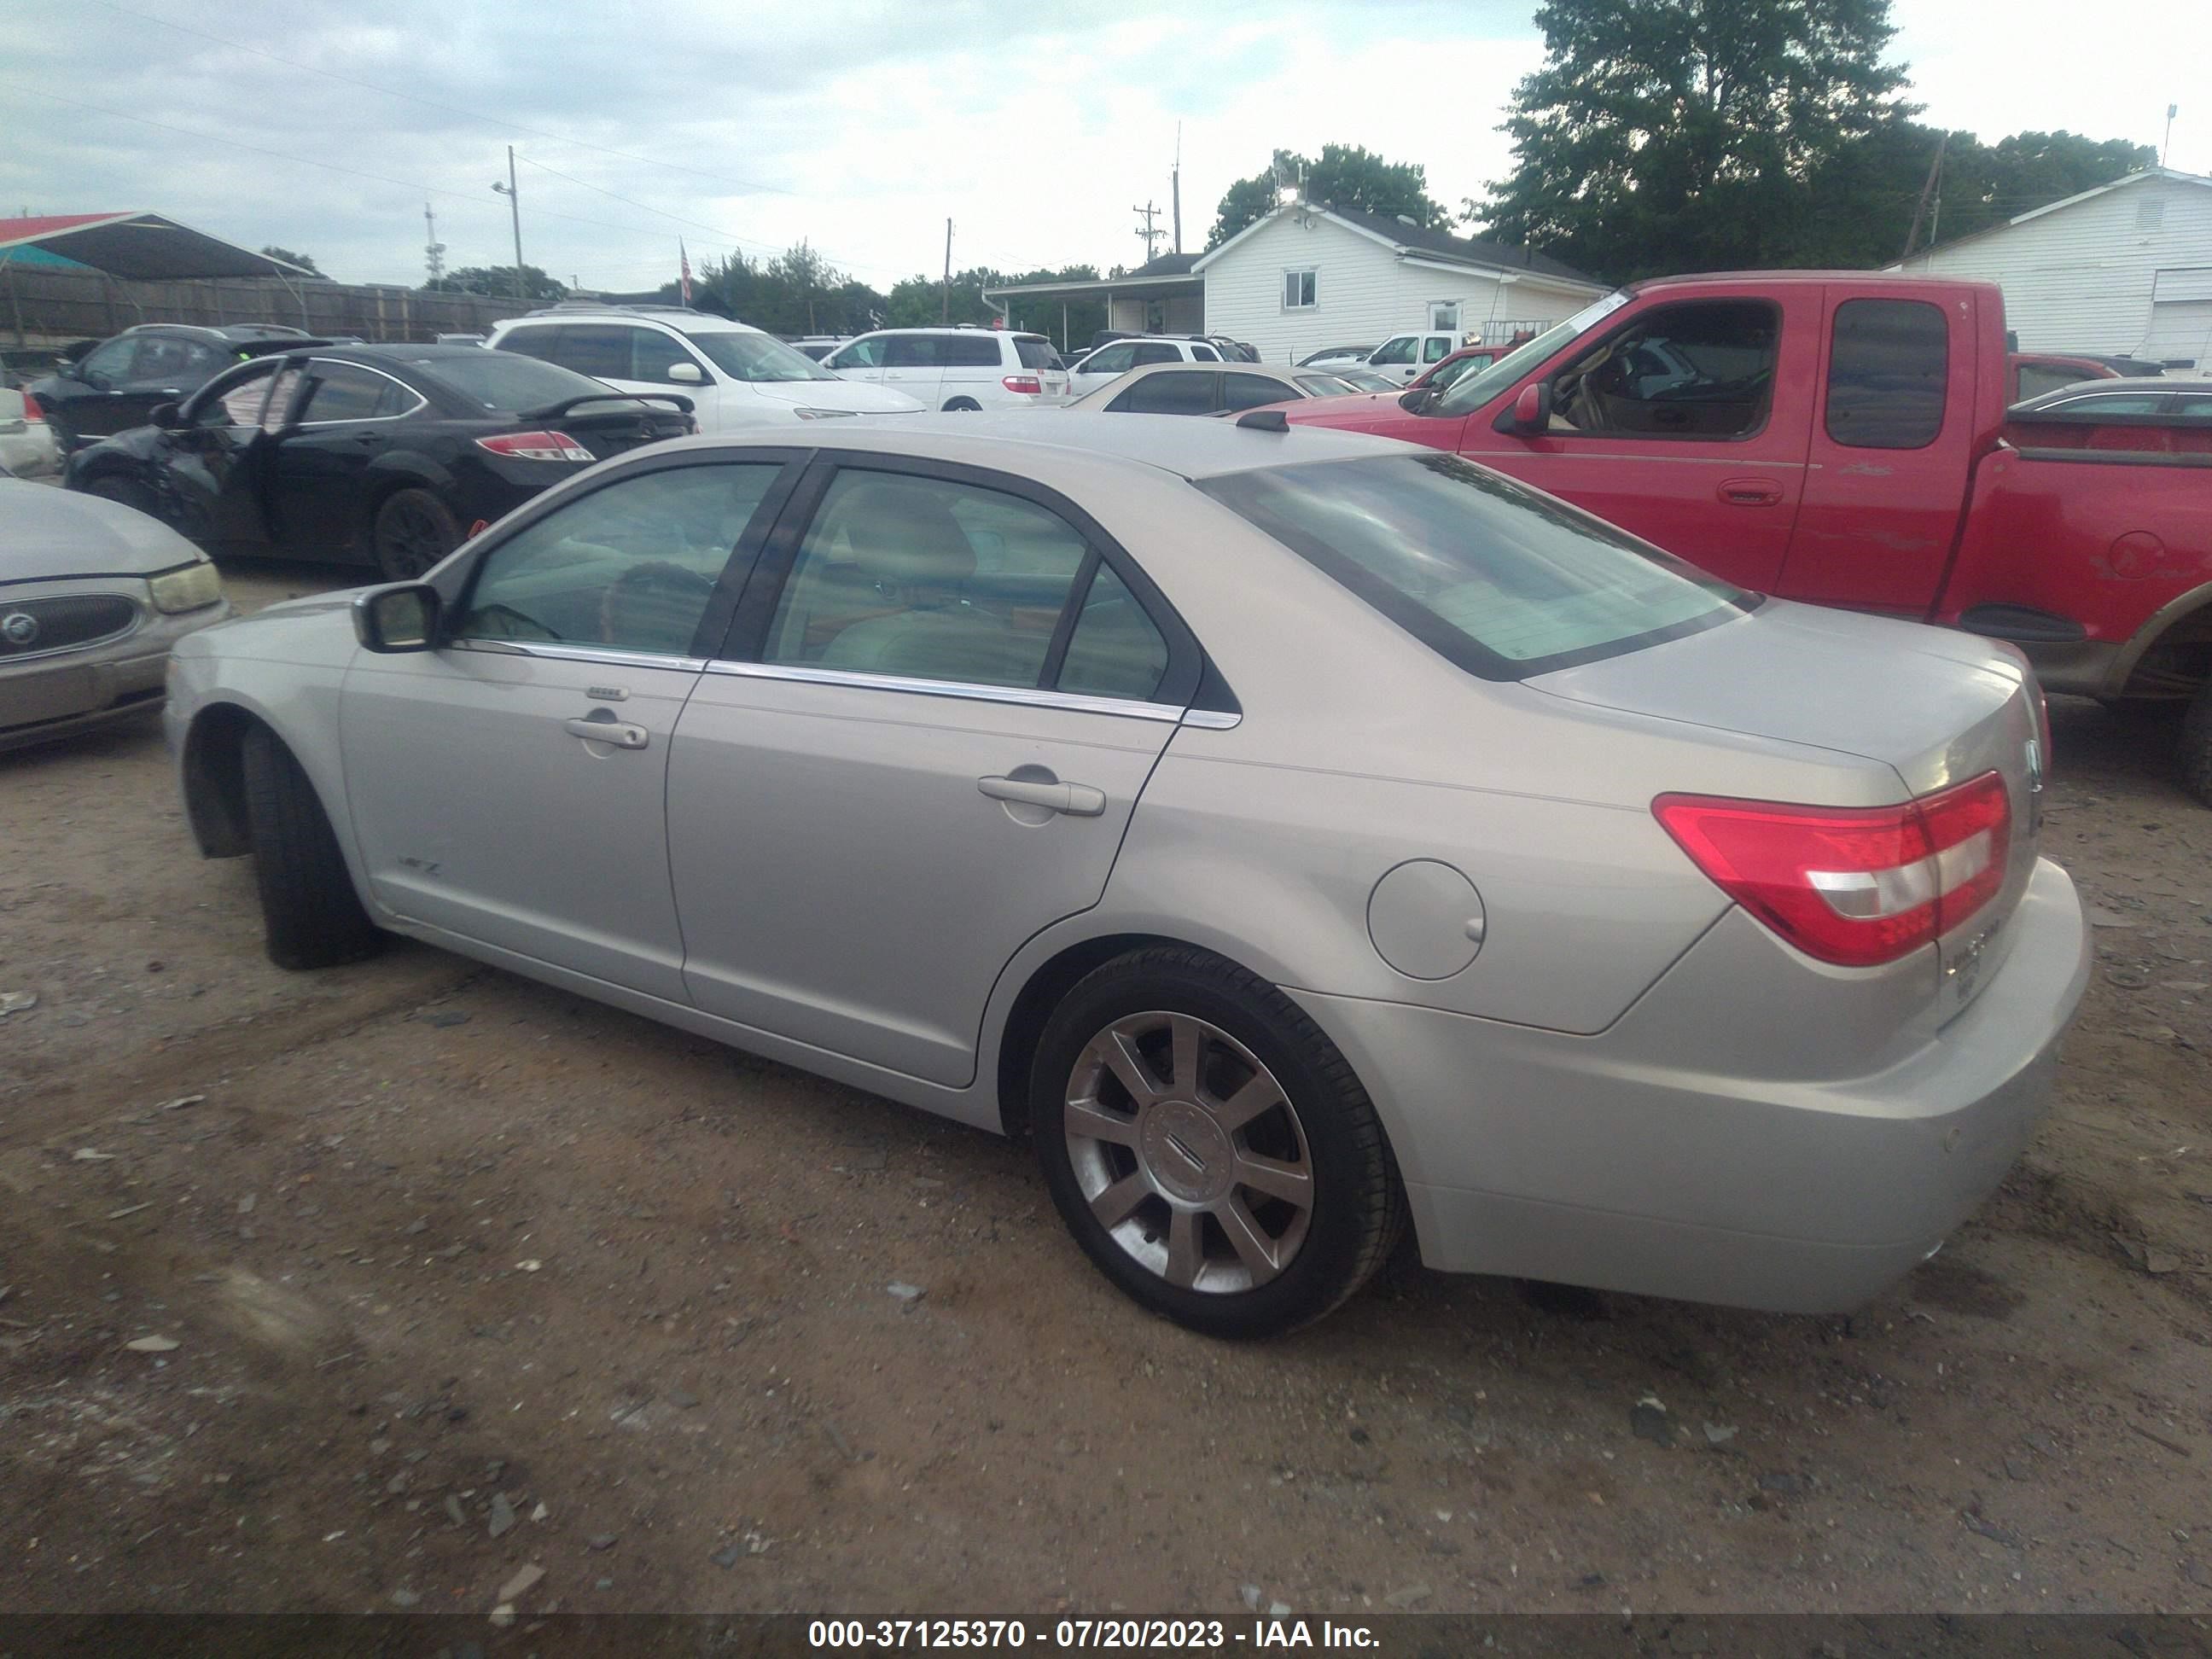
[
  {"left": 1200, "top": 453, "right": 1744, "bottom": 681},
  {"left": 1436, "top": 290, "right": 1631, "bottom": 416},
  {"left": 1547, "top": 300, "right": 1778, "bottom": 439},
  {"left": 1825, "top": 299, "right": 1947, "bottom": 451}
]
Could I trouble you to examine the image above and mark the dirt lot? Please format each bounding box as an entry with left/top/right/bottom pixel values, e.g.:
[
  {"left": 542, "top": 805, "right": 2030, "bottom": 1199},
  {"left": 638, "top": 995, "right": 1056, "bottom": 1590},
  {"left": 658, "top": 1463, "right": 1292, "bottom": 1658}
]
[{"left": 3, "top": 562, "right": 2209, "bottom": 1621}]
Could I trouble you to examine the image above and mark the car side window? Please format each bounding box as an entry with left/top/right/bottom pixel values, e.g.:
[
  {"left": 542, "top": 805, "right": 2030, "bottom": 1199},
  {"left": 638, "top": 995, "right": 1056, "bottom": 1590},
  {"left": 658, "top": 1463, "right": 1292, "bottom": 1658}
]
[
  {"left": 940, "top": 337, "right": 1001, "bottom": 368},
  {"left": 1370, "top": 337, "right": 1415, "bottom": 366},
  {"left": 457, "top": 464, "right": 783, "bottom": 656},
  {"left": 82, "top": 338, "right": 141, "bottom": 386},
  {"left": 628, "top": 328, "right": 701, "bottom": 384},
  {"left": 1111, "top": 370, "right": 1219, "bottom": 416},
  {"left": 1190, "top": 344, "right": 1220, "bottom": 362},
  {"left": 557, "top": 326, "right": 632, "bottom": 381},
  {"left": 1131, "top": 343, "right": 1181, "bottom": 367},
  {"left": 1423, "top": 337, "right": 1453, "bottom": 363},
  {"left": 497, "top": 327, "right": 564, "bottom": 364},
  {"left": 830, "top": 337, "right": 886, "bottom": 370},
  {"left": 300, "top": 362, "right": 404, "bottom": 423},
  {"left": 196, "top": 362, "right": 278, "bottom": 428},
  {"left": 885, "top": 336, "right": 941, "bottom": 369},
  {"left": 261, "top": 367, "right": 307, "bottom": 433},
  {"left": 1221, "top": 372, "right": 1294, "bottom": 412},
  {"left": 2047, "top": 393, "right": 2168, "bottom": 416},
  {"left": 1825, "top": 298, "right": 1947, "bottom": 450},
  {"left": 762, "top": 470, "right": 1097, "bottom": 690},
  {"left": 1084, "top": 344, "right": 1132, "bottom": 375},
  {"left": 1550, "top": 300, "right": 1779, "bottom": 439},
  {"left": 1057, "top": 562, "right": 1168, "bottom": 701}
]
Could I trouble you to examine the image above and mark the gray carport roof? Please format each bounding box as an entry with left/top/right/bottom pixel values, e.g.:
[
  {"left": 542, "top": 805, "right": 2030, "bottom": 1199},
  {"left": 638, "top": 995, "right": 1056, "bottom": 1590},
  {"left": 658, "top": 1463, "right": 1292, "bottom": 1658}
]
[{"left": 0, "top": 212, "right": 316, "bottom": 281}]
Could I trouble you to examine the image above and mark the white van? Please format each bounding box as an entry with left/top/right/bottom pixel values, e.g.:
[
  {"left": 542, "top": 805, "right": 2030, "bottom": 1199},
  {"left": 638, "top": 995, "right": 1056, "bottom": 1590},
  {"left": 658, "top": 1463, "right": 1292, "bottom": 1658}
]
[
  {"left": 486, "top": 306, "right": 923, "bottom": 429},
  {"left": 824, "top": 328, "right": 1071, "bottom": 410}
]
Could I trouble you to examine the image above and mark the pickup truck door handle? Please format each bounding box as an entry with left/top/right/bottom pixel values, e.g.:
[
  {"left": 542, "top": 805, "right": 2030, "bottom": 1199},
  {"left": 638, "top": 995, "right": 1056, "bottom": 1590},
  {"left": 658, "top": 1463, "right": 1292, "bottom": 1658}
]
[
  {"left": 1717, "top": 477, "right": 1784, "bottom": 506},
  {"left": 978, "top": 774, "right": 1107, "bottom": 817},
  {"left": 563, "top": 714, "right": 649, "bottom": 750}
]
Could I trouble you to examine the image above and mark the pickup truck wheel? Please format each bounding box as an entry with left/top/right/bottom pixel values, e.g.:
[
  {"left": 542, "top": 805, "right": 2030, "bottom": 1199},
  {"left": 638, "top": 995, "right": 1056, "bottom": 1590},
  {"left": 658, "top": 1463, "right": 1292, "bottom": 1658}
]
[
  {"left": 241, "top": 725, "right": 384, "bottom": 969},
  {"left": 1029, "top": 946, "right": 1405, "bottom": 1338},
  {"left": 2180, "top": 680, "right": 2212, "bottom": 806}
]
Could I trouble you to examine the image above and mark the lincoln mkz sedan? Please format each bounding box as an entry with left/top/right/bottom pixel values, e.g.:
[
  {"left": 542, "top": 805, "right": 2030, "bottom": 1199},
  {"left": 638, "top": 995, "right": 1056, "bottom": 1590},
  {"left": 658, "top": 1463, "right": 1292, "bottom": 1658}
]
[{"left": 165, "top": 415, "right": 2090, "bottom": 1336}]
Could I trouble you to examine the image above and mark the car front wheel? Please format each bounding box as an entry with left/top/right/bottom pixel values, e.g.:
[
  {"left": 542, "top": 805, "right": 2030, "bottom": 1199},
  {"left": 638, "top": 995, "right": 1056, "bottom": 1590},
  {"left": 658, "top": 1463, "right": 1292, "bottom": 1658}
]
[
  {"left": 2180, "top": 678, "right": 2212, "bottom": 806},
  {"left": 1030, "top": 946, "right": 1404, "bottom": 1337},
  {"left": 241, "top": 724, "right": 384, "bottom": 969}
]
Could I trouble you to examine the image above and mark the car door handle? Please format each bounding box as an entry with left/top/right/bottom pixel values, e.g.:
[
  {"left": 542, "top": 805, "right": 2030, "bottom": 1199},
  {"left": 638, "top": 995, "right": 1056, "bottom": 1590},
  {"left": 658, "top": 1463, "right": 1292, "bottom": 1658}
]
[
  {"left": 352, "top": 432, "right": 386, "bottom": 446},
  {"left": 563, "top": 715, "right": 649, "bottom": 750},
  {"left": 1717, "top": 478, "right": 1784, "bottom": 506},
  {"left": 978, "top": 774, "right": 1106, "bottom": 816}
]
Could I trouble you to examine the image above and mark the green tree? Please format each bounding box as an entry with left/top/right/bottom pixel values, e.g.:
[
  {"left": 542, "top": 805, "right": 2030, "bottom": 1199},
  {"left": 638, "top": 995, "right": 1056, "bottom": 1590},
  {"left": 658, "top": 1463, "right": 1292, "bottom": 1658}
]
[
  {"left": 423, "top": 265, "right": 568, "bottom": 302},
  {"left": 259, "top": 244, "right": 323, "bottom": 276},
  {"left": 1208, "top": 144, "right": 1452, "bottom": 249},
  {"left": 1475, "top": 0, "right": 1912, "bottom": 281}
]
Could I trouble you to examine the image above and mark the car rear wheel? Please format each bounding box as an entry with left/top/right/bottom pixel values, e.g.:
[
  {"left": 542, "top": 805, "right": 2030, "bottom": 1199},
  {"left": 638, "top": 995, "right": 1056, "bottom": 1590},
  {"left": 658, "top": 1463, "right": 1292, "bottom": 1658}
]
[
  {"left": 372, "top": 488, "right": 461, "bottom": 581},
  {"left": 82, "top": 475, "right": 160, "bottom": 518},
  {"left": 942, "top": 397, "right": 981, "bottom": 412},
  {"left": 1029, "top": 946, "right": 1404, "bottom": 1337},
  {"left": 241, "top": 724, "right": 383, "bottom": 970},
  {"left": 2180, "top": 678, "right": 2212, "bottom": 806}
]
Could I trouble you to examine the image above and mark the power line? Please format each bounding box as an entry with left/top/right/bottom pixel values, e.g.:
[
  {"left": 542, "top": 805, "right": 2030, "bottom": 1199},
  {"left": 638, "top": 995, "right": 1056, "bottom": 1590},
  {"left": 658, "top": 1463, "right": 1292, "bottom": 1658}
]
[{"left": 82, "top": 0, "right": 800, "bottom": 201}]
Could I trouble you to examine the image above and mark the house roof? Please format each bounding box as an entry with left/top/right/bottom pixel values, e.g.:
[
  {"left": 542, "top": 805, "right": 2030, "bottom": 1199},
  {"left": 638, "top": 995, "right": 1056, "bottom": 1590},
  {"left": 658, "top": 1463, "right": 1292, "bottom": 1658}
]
[
  {"left": 0, "top": 212, "right": 316, "bottom": 281},
  {"left": 1883, "top": 166, "right": 2212, "bottom": 266},
  {"left": 981, "top": 251, "right": 1205, "bottom": 303},
  {"left": 1192, "top": 202, "right": 1603, "bottom": 289}
]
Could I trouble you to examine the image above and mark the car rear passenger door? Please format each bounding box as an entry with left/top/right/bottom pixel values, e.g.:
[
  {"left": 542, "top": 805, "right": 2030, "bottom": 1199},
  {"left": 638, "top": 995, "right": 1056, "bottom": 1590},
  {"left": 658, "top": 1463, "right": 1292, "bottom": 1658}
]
[
  {"left": 341, "top": 456, "right": 800, "bottom": 1001},
  {"left": 879, "top": 335, "right": 946, "bottom": 406},
  {"left": 667, "top": 457, "right": 1197, "bottom": 1087}
]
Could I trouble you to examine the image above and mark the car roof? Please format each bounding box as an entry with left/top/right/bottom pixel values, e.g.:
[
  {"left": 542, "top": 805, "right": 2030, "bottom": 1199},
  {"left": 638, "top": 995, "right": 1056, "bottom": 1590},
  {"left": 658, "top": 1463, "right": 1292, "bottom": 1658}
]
[
  {"left": 498, "top": 310, "right": 765, "bottom": 337},
  {"left": 632, "top": 410, "right": 1406, "bottom": 483},
  {"left": 850, "top": 326, "right": 1045, "bottom": 339}
]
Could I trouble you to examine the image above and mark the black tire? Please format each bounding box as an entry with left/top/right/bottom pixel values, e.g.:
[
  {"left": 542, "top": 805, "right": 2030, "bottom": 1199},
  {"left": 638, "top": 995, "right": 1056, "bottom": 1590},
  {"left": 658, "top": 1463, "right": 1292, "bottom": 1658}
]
[
  {"left": 2180, "top": 679, "right": 2212, "bottom": 806},
  {"left": 82, "top": 474, "right": 160, "bottom": 518},
  {"left": 942, "top": 397, "right": 982, "bottom": 412},
  {"left": 241, "top": 725, "right": 383, "bottom": 970},
  {"left": 371, "top": 487, "right": 462, "bottom": 582},
  {"left": 1029, "top": 946, "right": 1405, "bottom": 1337}
]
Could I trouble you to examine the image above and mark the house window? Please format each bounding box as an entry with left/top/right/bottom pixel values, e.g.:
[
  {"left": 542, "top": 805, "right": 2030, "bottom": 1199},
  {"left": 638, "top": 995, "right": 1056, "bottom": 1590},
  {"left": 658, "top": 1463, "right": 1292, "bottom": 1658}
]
[
  {"left": 1429, "top": 301, "right": 1461, "bottom": 331},
  {"left": 1283, "top": 269, "right": 1317, "bottom": 310}
]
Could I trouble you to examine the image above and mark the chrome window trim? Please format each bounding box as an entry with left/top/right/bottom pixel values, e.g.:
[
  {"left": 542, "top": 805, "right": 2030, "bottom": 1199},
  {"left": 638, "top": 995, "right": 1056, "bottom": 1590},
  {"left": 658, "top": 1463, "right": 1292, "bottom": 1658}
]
[
  {"left": 294, "top": 359, "right": 428, "bottom": 426},
  {"left": 701, "top": 657, "right": 1183, "bottom": 722},
  {"left": 1179, "top": 708, "right": 1242, "bottom": 730},
  {"left": 450, "top": 638, "right": 707, "bottom": 673}
]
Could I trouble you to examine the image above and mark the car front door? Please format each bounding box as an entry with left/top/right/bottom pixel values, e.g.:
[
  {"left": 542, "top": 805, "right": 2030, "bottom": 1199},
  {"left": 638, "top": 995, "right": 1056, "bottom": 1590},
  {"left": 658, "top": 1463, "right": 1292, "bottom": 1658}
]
[
  {"left": 824, "top": 335, "right": 888, "bottom": 384},
  {"left": 55, "top": 335, "right": 148, "bottom": 442},
  {"left": 1368, "top": 335, "right": 1418, "bottom": 382},
  {"left": 267, "top": 359, "right": 423, "bottom": 560},
  {"left": 666, "top": 457, "right": 1193, "bottom": 1086},
  {"left": 341, "top": 455, "right": 800, "bottom": 1000},
  {"left": 154, "top": 359, "right": 288, "bottom": 556}
]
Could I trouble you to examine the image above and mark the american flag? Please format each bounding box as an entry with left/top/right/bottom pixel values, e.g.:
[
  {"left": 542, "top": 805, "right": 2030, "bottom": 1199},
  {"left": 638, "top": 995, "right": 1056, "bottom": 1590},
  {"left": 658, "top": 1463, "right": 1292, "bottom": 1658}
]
[{"left": 679, "top": 241, "right": 691, "bottom": 306}]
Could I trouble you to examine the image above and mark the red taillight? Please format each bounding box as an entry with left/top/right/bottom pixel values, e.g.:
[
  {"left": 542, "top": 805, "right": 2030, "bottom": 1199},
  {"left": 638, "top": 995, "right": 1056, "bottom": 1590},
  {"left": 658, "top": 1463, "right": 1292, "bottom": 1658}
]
[
  {"left": 1654, "top": 771, "right": 2011, "bottom": 968},
  {"left": 476, "top": 430, "right": 593, "bottom": 463},
  {"left": 20, "top": 390, "right": 44, "bottom": 422},
  {"left": 1002, "top": 375, "right": 1042, "bottom": 395}
]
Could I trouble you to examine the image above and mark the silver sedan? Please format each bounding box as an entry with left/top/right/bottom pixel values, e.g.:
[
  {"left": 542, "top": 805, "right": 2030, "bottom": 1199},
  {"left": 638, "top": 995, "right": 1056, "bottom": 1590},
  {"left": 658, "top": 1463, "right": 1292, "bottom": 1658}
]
[
  {"left": 3, "top": 479, "right": 232, "bottom": 752},
  {"left": 163, "top": 415, "right": 2089, "bottom": 1336}
]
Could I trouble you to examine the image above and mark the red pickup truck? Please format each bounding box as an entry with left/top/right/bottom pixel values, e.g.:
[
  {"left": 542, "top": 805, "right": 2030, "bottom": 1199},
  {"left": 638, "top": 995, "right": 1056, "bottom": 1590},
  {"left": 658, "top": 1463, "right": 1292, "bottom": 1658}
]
[{"left": 1282, "top": 272, "right": 2212, "bottom": 800}]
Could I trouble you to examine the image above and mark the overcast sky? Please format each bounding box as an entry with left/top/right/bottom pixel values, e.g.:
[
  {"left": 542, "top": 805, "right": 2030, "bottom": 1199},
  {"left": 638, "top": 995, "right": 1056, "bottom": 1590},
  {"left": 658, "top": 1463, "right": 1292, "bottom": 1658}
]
[{"left": 3, "top": 0, "right": 2207, "bottom": 294}]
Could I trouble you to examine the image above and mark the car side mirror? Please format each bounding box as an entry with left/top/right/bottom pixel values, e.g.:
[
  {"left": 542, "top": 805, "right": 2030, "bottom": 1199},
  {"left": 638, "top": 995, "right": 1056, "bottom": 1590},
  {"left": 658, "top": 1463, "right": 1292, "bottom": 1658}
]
[
  {"left": 1495, "top": 381, "right": 1552, "bottom": 434},
  {"left": 352, "top": 583, "right": 440, "bottom": 653},
  {"left": 151, "top": 400, "right": 183, "bottom": 429},
  {"left": 666, "top": 361, "right": 706, "bottom": 385},
  {"left": 1399, "top": 386, "right": 1440, "bottom": 416}
]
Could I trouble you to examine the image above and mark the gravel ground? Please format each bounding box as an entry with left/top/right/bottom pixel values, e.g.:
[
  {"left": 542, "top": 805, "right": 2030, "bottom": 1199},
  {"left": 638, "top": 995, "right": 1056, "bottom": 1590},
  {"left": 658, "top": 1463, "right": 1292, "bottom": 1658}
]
[{"left": 2, "top": 562, "right": 2208, "bottom": 1620}]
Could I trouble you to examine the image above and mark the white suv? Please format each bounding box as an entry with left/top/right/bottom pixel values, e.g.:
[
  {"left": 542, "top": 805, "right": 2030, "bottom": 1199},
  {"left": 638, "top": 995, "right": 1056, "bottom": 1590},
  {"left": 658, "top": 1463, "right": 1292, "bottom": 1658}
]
[
  {"left": 486, "top": 306, "right": 923, "bottom": 429},
  {"left": 1065, "top": 336, "right": 1222, "bottom": 399},
  {"left": 1365, "top": 330, "right": 1469, "bottom": 382},
  {"left": 824, "top": 328, "right": 1071, "bottom": 410}
]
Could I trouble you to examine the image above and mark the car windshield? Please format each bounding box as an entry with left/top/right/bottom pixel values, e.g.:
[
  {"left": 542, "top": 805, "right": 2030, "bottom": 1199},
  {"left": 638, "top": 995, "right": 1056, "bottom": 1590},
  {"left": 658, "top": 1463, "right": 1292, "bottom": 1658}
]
[
  {"left": 1294, "top": 375, "right": 1358, "bottom": 396},
  {"left": 1435, "top": 290, "right": 1633, "bottom": 416},
  {"left": 688, "top": 331, "right": 838, "bottom": 383},
  {"left": 401, "top": 352, "right": 625, "bottom": 412},
  {"left": 1199, "top": 452, "right": 1747, "bottom": 679}
]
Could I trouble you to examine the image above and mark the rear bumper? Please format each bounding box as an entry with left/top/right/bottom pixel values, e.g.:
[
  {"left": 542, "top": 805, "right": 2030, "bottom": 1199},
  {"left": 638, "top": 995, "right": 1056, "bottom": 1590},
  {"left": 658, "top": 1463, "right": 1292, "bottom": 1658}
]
[{"left": 1294, "top": 856, "right": 2091, "bottom": 1312}]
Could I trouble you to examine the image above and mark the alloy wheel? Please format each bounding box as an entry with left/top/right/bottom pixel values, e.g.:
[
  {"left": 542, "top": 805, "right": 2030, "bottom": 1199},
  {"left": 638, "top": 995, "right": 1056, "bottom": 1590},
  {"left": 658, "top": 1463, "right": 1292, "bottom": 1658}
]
[
  {"left": 1062, "top": 1011, "right": 1314, "bottom": 1294},
  {"left": 378, "top": 498, "right": 448, "bottom": 579}
]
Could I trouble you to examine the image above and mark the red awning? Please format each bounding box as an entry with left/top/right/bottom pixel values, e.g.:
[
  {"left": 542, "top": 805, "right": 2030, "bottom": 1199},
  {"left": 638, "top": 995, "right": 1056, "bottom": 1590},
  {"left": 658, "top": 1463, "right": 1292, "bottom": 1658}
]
[{"left": 0, "top": 212, "right": 313, "bottom": 281}]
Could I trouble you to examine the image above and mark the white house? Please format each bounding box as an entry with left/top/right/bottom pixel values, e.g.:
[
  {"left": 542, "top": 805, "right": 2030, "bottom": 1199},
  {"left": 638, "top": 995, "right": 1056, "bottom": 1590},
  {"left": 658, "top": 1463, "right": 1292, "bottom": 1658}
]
[
  {"left": 1191, "top": 201, "right": 1607, "bottom": 364},
  {"left": 1884, "top": 166, "right": 2212, "bottom": 371}
]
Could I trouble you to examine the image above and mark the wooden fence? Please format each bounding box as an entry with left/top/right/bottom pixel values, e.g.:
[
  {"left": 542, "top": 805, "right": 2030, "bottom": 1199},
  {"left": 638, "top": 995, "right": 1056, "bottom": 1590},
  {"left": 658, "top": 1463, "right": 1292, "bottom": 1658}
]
[{"left": 0, "top": 264, "right": 532, "bottom": 351}]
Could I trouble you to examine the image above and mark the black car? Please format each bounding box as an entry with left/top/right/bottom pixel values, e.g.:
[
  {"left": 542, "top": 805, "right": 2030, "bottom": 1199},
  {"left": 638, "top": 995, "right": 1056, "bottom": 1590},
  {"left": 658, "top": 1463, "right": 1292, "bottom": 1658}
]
[
  {"left": 65, "top": 346, "right": 693, "bottom": 579},
  {"left": 31, "top": 324, "right": 319, "bottom": 452}
]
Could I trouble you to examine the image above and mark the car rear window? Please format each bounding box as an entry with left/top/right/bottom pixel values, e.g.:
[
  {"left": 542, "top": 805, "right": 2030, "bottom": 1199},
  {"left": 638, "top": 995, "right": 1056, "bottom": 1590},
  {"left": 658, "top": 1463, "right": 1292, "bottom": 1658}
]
[
  {"left": 1199, "top": 454, "right": 1748, "bottom": 679},
  {"left": 402, "top": 351, "right": 620, "bottom": 412},
  {"left": 1015, "top": 339, "right": 1060, "bottom": 370}
]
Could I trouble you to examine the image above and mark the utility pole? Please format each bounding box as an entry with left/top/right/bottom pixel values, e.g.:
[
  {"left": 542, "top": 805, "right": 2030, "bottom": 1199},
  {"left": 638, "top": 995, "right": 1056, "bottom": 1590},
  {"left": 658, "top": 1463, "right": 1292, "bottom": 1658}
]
[
  {"left": 422, "top": 203, "right": 445, "bottom": 285},
  {"left": 1132, "top": 200, "right": 1163, "bottom": 262},
  {"left": 2164, "top": 103, "right": 2179, "bottom": 167},
  {"left": 940, "top": 218, "right": 952, "bottom": 323},
  {"left": 1172, "top": 124, "right": 1183, "bottom": 254},
  {"left": 1901, "top": 131, "right": 1947, "bottom": 264},
  {"left": 491, "top": 145, "right": 524, "bottom": 300}
]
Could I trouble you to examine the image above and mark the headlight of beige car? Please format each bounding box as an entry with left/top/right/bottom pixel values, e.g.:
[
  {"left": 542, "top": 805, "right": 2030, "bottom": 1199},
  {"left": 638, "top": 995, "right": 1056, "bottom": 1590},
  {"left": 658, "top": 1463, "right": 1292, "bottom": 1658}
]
[{"left": 148, "top": 560, "right": 224, "bottom": 614}]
